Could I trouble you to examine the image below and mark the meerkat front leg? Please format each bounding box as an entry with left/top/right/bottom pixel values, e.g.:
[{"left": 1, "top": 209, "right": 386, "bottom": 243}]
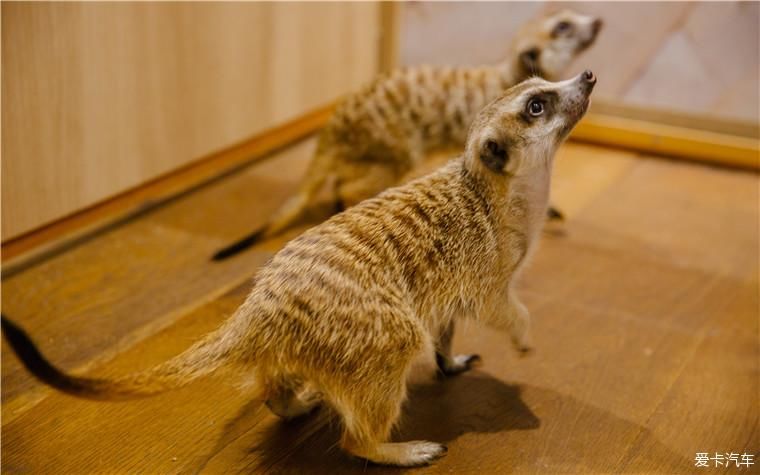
[
  {"left": 488, "top": 288, "right": 533, "bottom": 355},
  {"left": 504, "top": 289, "right": 533, "bottom": 354},
  {"left": 435, "top": 320, "right": 481, "bottom": 377}
]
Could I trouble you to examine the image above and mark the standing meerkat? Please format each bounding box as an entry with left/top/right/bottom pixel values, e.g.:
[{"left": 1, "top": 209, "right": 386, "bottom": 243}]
[
  {"left": 3, "top": 71, "right": 596, "bottom": 466},
  {"left": 212, "top": 9, "right": 602, "bottom": 260}
]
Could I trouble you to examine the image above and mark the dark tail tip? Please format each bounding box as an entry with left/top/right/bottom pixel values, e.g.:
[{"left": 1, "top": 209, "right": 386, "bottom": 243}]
[
  {"left": 2, "top": 313, "right": 33, "bottom": 358},
  {"left": 211, "top": 227, "right": 267, "bottom": 261},
  {"left": 1, "top": 314, "right": 62, "bottom": 383},
  {"left": 547, "top": 206, "right": 565, "bottom": 221}
]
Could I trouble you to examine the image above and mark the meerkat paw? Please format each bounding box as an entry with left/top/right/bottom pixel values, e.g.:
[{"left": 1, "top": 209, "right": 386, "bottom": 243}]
[
  {"left": 516, "top": 345, "right": 533, "bottom": 357},
  {"left": 511, "top": 330, "right": 533, "bottom": 356},
  {"left": 401, "top": 441, "right": 448, "bottom": 466},
  {"left": 506, "top": 308, "right": 533, "bottom": 356},
  {"left": 354, "top": 441, "right": 448, "bottom": 466},
  {"left": 436, "top": 353, "right": 482, "bottom": 377}
]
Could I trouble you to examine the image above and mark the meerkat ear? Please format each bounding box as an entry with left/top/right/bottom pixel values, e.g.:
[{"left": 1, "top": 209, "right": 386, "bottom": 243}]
[
  {"left": 519, "top": 47, "right": 541, "bottom": 76},
  {"left": 480, "top": 138, "right": 509, "bottom": 174}
]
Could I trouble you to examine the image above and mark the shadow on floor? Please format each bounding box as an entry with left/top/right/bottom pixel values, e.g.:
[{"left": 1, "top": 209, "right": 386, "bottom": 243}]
[
  {"left": 196, "top": 371, "right": 691, "bottom": 474},
  {"left": 208, "top": 371, "right": 539, "bottom": 474}
]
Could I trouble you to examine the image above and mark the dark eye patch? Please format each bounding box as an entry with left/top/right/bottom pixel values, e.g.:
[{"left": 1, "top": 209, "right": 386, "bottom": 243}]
[
  {"left": 519, "top": 47, "right": 544, "bottom": 79},
  {"left": 551, "top": 20, "right": 574, "bottom": 38},
  {"left": 519, "top": 91, "right": 559, "bottom": 123}
]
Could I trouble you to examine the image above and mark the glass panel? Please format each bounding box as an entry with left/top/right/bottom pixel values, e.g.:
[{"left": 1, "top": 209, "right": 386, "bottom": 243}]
[{"left": 399, "top": 1, "right": 759, "bottom": 127}]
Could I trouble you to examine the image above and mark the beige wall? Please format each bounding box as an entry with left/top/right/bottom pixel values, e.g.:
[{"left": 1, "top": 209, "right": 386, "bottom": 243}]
[
  {"left": 399, "top": 2, "right": 759, "bottom": 122},
  {"left": 2, "top": 2, "right": 380, "bottom": 240}
]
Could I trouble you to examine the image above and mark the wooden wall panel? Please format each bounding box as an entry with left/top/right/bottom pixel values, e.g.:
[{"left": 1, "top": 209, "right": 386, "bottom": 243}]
[{"left": 1, "top": 2, "right": 380, "bottom": 240}]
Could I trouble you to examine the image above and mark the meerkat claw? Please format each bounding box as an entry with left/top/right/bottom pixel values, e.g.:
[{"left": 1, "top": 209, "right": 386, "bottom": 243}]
[{"left": 518, "top": 346, "right": 533, "bottom": 357}]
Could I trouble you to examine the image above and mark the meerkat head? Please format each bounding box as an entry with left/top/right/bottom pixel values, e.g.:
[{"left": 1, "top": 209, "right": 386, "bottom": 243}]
[
  {"left": 466, "top": 70, "right": 596, "bottom": 177},
  {"left": 513, "top": 10, "right": 602, "bottom": 81}
]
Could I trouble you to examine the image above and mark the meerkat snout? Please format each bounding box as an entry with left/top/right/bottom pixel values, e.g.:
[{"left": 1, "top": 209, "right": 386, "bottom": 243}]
[
  {"left": 591, "top": 18, "right": 604, "bottom": 37},
  {"left": 466, "top": 71, "right": 595, "bottom": 176},
  {"left": 516, "top": 10, "right": 603, "bottom": 81}
]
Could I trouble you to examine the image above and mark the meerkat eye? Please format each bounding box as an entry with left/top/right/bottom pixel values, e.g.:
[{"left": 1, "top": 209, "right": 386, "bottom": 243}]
[
  {"left": 528, "top": 99, "right": 545, "bottom": 116},
  {"left": 552, "top": 21, "right": 574, "bottom": 36}
]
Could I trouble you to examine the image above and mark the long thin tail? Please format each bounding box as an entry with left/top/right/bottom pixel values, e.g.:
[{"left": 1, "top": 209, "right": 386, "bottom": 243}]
[
  {"left": 211, "top": 152, "right": 334, "bottom": 261},
  {"left": 1, "top": 314, "right": 242, "bottom": 400},
  {"left": 211, "top": 227, "right": 268, "bottom": 261}
]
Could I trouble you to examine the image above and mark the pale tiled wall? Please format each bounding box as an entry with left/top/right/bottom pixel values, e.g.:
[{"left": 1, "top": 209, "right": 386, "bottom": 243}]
[{"left": 399, "top": 2, "right": 759, "bottom": 123}]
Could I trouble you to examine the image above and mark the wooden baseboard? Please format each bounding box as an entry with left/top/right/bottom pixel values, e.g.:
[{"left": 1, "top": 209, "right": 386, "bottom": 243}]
[
  {"left": 588, "top": 100, "right": 759, "bottom": 139},
  {"left": 1, "top": 105, "right": 335, "bottom": 267},
  {"left": 571, "top": 112, "right": 759, "bottom": 171},
  {"left": 571, "top": 100, "right": 759, "bottom": 170}
]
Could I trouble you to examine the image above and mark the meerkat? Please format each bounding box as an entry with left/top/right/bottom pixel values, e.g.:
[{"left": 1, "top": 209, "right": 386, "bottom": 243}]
[
  {"left": 3, "top": 71, "right": 596, "bottom": 466},
  {"left": 212, "top": 9, "right": 602, "bottom": 260}
]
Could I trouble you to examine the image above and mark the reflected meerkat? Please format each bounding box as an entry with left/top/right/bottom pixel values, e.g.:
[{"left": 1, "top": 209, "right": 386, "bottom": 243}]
[
  {"left": 3, "top": 71, "right": 596, "bottom": 466},
  {"left": 212, "top": 9, "right": 602, "bottom": 260}
]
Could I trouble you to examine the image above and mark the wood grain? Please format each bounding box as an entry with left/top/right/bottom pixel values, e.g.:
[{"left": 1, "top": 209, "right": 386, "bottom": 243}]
[
  {"left": 2, "top": 141, "right": 758, "bottom": 473},
  {"left": 1, "top": 2, "right": 380, "bottom": 240}
]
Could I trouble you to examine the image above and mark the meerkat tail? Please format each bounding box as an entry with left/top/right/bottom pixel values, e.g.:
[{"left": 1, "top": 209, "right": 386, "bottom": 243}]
[
  {"left": 211, "top": 227, "right": 267, "bottom": 261},
  {"left": 1, "top": 314, "right": 242, "bottom": 400},
  {"left": 211, "top": 153, "right": 334, "bottom": 261}
]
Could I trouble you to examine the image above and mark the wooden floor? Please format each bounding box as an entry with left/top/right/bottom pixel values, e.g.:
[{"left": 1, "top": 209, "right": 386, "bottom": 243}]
[{"left": 2, "top": 139, "right": 758, "bottom": 474}]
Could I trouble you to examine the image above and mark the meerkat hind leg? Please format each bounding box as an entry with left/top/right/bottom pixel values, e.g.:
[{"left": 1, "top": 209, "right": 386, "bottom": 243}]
[
  {"left": 348, "top": 439, "right": 448, "bottom": 467},
  {"left": 337, "top": 159, "right": 406, "bottom": 208},
  {"left": 265, "top": 381, "right": 322, "bottom": 420},
  {"left": 335, "top": 334, "right": 448, "bottom": 467},
  {"left": 338, "top": 376, "right": 447, "bottom": 466},
  {"left": 435, "top": 320, "right": 481, "bottom": 377},
  {"left": 337, "top": 176, "right": 390, "bottom": 208}
]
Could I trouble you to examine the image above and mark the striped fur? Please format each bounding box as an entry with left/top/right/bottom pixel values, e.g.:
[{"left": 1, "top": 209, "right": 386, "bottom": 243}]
[
  {"left": 212, "top": 9, "right": 602, "bottom": 260},
  {"left": 4, "top": 73, "right": 596, "bottom": 466}
]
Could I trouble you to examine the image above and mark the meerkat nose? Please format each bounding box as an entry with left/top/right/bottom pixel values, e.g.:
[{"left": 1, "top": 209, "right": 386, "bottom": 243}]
[
  {"left": 583, "top": 69, "right": 596, "bottom": 85},
  {"left": 592, "top": 18, "right": 603, "bottom": 35}
]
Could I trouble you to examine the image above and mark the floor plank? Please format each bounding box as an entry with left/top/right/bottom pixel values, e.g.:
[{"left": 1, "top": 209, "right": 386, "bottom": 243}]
[{"left": 2, "top": 140, "right": 757, "bottom": 473}]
